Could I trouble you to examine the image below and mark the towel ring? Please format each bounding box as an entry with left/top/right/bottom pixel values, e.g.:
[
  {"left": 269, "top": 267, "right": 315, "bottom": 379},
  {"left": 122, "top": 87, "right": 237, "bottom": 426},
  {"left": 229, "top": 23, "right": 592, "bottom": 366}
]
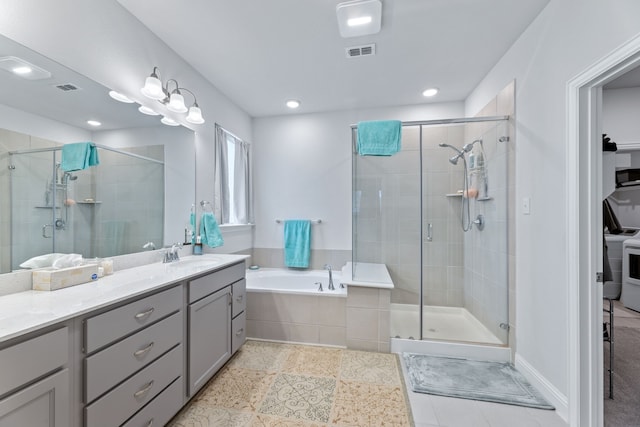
[{"left": 200, "top": 200, "right": 213, "bottom": 212}]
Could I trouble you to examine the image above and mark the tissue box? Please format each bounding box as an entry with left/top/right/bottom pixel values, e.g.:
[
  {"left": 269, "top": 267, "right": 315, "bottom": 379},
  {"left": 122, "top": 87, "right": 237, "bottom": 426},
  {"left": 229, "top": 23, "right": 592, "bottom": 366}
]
[{"left": 32, "top": 264, "right": 99, "bottom": 291}]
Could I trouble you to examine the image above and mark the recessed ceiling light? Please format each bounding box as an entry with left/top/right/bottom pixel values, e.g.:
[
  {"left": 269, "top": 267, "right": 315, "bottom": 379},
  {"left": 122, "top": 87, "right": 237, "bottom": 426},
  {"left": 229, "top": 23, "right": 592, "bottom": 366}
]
[
  {"left": 109, "top": 90, "right": 134, "bottom": 103},
  {"left": 87, "top": 120, "right": 102, "bottom": 127},
  {"left": 286, "top": 100, "right": 300, "bottom": 109},
  {"left": 138, "top": 105, "right": 160, "bottom": 116},
  {"left": 0, "top": 56, "right": 51, "bottom": 80},
  {"left": 422, "top": 88, "right": 439, "bottom": 97},
  {"left": 336, "top": 0, "right": 382, "bottom": 38},
  {"left": 161, "top": 116, "right": 180, "bottom": 126}
]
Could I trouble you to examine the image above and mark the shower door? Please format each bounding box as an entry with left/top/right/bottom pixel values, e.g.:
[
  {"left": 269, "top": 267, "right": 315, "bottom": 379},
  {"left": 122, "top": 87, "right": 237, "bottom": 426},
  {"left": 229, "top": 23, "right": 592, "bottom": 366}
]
[{"left": 353, "top": 119, "right": 510, "bottom": 346}]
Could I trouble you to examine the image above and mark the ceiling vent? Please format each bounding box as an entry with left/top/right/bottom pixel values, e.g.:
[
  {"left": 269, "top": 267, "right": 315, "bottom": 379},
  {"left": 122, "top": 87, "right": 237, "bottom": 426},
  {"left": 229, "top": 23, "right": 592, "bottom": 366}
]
[
  {"left": 55, "top": 83, "right": 81, "bottom": 92},
  {"left": 345, "top": 44, "right": 376, "bottom": 58}
]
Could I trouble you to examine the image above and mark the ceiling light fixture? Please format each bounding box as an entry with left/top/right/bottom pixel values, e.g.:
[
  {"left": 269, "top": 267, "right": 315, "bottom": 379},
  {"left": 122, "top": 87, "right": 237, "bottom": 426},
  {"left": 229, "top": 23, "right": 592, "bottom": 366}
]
[
  {"left": 422, "top": 88, "right": 439, "bottom": 97},
  {"left": 87, "top": 120, "right": 102, "bottom": 127},
  {"left": 286, "top": 100, "right": 301, "bottom": 109},
  {"left": 0, "top": 56, "right": 51, "bottom": 80},
  {"left": 141, "top": 66, "right": 205, "bottom": 125},
  {"left": 336, "top": 0, "right": 382, "bottom": 38},
  {"left": 160, "top": 116, "right": 180, "bottom": 126},
  {"left": 138, "top": 105, "right": 160, "bottom": 116},
  {"left": 108, "top": 90, "right": 135, "bottom": 103}
]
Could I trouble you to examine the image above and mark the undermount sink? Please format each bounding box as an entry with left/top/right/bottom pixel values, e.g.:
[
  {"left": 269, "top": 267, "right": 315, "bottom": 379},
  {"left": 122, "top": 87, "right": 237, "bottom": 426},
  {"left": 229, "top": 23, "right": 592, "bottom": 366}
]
[{"left": 165, "top": 255, "right": 224, "bottom": 269}]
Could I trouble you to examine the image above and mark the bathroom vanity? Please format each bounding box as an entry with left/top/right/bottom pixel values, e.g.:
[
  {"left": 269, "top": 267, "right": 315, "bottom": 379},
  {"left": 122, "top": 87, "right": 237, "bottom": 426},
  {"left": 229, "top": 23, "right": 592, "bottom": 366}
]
[{"left": 0, "top": 254, "right": 247, "bottom": 427}]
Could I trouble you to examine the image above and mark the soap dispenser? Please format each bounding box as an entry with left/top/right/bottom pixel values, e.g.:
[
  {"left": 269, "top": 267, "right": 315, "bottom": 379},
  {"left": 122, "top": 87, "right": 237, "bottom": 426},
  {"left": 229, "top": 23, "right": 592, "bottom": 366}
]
[{"left": 193, "top": 235, "right": 203, "bottom": 255}]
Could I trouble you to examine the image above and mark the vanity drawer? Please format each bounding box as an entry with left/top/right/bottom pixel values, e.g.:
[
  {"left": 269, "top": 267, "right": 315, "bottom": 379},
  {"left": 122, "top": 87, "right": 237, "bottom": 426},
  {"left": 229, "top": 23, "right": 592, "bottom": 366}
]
[
  {"left": 84, "top": 286, "right": 182, "bottom": 353},
  {"left": 0, "top": 327, "right": 68, "bottom": 397},
  {"left": 85, "top": 311, "right": 183, "bottom": 403},
  {"left": 120, "top": 376, "right": 183, "bottom": 427},
  {"left": 232, "top": 311, "right": 246, "bottom": 355},
  {"left": 232, "top": 279, "right": 246, "bottom": 318},
  {"left": 188, "top": 261, "right": 245, "bottom": 303},
  {"left": 84, "top": 344, "right": 182, "bottom": 427}
]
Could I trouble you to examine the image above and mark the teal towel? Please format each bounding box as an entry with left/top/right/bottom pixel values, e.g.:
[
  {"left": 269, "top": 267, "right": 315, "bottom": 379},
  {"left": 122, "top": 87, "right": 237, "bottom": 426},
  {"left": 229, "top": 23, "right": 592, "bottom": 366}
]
[
  {"left": 61, "top": 142, "right": 99, "bottom": 171},
  {"left": 284, "top": 220, "right": 311, "bottom": 268},
  {"left": 200, "top": 212, "right": 224, "bottom": 248},
  {"left": 357, "top": 120, "right": 402, "bottom": 156}
]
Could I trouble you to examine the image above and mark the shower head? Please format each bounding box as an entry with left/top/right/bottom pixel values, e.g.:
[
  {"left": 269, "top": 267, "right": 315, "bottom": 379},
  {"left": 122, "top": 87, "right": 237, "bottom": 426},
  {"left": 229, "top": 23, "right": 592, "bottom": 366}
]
[
  {"left": 62, "top": 172, "right": 78, "bottom": 183},
  {"left": 463, "top": 139, "right": 482, "bottom": 152},
  {"left": 439, "top": 143, "right": 464, "bottom": 165}
]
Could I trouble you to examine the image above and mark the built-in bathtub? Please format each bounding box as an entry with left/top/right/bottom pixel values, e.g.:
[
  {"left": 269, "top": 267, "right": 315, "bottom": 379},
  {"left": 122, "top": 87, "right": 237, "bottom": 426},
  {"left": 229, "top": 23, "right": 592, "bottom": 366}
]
[{"left": 245, "top": 268, "right": 347, "bottom": 347}]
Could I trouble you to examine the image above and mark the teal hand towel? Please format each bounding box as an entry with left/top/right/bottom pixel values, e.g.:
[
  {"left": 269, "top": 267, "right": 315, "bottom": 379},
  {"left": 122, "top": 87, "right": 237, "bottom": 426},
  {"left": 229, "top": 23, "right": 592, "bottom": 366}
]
[
  {"left": 200, "top": 212, "right": 224, "bottom": 248},
  {"left": 284, "top": 220, "right": 311, "bottom": 268},
  {"left": 61, "top": 142, "right": 100, "bottom": 171},
  {"left": 357, "top": 120, "right": 402, "bottom": 156}
]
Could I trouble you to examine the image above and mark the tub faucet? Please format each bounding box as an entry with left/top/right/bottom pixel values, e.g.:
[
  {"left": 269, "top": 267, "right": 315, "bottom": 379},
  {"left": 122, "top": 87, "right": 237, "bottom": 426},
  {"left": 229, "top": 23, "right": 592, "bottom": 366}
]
[{"left": 324, "top": 264, "right": 335, "bottom": 290}]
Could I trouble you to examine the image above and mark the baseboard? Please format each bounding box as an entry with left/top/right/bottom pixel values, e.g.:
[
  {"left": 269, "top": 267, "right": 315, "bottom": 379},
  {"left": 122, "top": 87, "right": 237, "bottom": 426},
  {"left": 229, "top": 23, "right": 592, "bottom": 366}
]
[{"left": 515, "top": 353, "right": 568, "bottom": 422}]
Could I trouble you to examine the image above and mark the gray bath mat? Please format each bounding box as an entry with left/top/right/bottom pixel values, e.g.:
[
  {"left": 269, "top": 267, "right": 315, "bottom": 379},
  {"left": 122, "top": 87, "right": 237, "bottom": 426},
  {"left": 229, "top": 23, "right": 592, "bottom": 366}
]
[{"left": 403, "top": 353, "right": 554, "bottom": 410}]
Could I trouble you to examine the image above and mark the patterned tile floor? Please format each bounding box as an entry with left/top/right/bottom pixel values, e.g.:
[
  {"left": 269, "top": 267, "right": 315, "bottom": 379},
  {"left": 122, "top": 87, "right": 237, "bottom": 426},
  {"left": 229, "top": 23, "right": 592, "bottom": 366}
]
[{"left": 169, "top": 340, "right": 413, "bottom": 427}]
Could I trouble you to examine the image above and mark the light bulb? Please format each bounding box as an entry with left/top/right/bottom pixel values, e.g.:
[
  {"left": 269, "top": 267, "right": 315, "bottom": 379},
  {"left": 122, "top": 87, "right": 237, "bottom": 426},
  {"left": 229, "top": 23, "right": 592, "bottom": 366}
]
[
  {"left": 141, "top": 75, "right": 164, "bottom": 100},
  {"left": 167, "top": 91, "right": 187, "bottom": 113},
  {"left": 186, "top": 105, "right": 205, "bottom": 124}
]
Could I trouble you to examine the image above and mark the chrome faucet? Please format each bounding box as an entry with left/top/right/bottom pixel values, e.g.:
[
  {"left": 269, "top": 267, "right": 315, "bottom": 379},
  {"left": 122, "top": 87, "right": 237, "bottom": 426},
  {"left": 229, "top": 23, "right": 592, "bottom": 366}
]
[
  {"left": 143, "top": 241, "right": 156, "bottom": 251},
  {"left": 162, "top": 243, "right": 183, "bottom": 263},
  {"left": 324, "top": 264, "right": 335, "bottom": 291}
]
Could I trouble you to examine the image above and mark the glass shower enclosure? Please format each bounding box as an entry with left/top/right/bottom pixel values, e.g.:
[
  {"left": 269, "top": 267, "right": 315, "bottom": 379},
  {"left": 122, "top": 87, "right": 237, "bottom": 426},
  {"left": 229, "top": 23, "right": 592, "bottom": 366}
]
[
  {"left": 9, "top": 144, "right": 164, "bottom": 270},
  {"left": 352, "top": 117, "right": 510, "bottom": 346}
]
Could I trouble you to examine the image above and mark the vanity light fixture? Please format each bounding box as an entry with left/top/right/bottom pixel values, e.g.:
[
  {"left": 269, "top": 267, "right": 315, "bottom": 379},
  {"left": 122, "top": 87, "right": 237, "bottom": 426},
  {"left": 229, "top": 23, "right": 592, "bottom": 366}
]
[
  {"left": 286, "top": 100, "right": 301, "bottom": 109},
  {"left": 141, "top": 66, "right": 205, "bottom": 124},
  {"left": 108, "top": 90, "right": 135, "bottom": 103},
  {"left": 336, "top": 0, "right": 382, "bottom": 38},
  {"left": 422, "top": 87, "right": 439, "bottom": 97},
  {"left": 138, "top": 105, "right": 160, "bottom": 116},
  {"left": 160, "top": 116, "right": 180, "bottom": 126}
]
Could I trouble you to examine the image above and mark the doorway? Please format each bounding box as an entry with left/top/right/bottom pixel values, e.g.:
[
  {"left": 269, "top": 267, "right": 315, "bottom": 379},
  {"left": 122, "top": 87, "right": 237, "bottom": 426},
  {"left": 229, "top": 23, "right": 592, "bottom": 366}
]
[{"left": 568, "top": 33, "right": 640, "bottom": 427}]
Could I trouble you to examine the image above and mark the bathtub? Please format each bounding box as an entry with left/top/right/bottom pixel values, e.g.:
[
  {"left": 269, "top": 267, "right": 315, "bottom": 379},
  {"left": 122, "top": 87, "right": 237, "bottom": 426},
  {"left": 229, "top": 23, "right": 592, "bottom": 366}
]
[
  {"left": 244, "top": 268, "right": 347, "bottom": 346},
  {"left": 245, "top": 268, "right": 346, "bottom": 296}
]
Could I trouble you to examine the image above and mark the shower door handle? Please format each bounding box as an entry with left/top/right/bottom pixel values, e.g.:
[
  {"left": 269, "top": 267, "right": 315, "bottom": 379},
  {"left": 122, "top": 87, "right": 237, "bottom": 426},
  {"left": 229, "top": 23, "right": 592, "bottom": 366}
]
[
  {"left": 42, "top": 224, "right": 53, "bottom": 238},
  {"left": 426, "top": 223, "right": 433, "bottom": 242}
]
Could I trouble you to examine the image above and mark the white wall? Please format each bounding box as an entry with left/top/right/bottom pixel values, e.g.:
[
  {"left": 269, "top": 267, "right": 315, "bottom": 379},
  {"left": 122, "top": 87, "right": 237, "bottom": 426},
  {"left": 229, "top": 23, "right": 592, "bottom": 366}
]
[
  {"left": 253, "top": 102, "right": 464, "bottom": 251},
  {"left": 603, "top": 87, "right": 640, "bottom": 143},
  {"left": 465, "top": 0, "right": 640, "bottom": 413}
]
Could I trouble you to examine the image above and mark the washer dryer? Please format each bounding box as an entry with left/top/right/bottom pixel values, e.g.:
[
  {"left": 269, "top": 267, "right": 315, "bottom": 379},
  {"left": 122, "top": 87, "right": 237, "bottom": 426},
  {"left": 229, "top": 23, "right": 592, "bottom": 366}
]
[
  {"left": 622, "top": 238, "right": 640, "bottom": 311},
  {"left": 605, "top": 228, "right": 640, "bottom": 299}
]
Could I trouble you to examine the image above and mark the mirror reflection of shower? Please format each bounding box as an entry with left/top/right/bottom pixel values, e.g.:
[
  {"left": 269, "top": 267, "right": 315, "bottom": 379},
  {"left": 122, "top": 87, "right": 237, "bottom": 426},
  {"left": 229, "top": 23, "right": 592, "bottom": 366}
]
[{"left": 45, "top": 162, "right": 78, "bottom": 232}]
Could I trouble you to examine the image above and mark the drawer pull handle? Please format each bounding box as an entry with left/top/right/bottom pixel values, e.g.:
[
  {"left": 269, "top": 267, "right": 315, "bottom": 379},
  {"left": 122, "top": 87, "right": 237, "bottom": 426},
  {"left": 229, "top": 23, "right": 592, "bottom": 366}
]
[
  {"left": 135, "top": 307, "right": 155, "bottom": 320},
  {"left": 236, "top": 328, "right": 244, "bottom": 336},
  {"left": 146, "top": 419, "right": 154, "bottom": 427},
  {"left": 134, "top": 380, "right": 154, "bottom": 398},
  {"left": 236, "top": 294, "right": 243, "bottom": 302},
  {"left": 134, "top": 342, "right": 155, "bottom": 358}
]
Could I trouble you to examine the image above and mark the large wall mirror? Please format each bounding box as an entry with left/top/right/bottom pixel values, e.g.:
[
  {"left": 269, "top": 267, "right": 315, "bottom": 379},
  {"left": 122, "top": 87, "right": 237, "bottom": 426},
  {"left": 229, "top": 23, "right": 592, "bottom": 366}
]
[{"left": 0, "top": 34, "right": 196, "bottom": 274}]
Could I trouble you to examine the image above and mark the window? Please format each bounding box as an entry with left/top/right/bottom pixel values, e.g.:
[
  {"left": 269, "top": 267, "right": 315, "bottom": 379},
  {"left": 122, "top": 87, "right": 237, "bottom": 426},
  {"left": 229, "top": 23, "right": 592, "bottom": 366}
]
[{"left": 214, "top": 125, "right": 253, "bottom": 225}]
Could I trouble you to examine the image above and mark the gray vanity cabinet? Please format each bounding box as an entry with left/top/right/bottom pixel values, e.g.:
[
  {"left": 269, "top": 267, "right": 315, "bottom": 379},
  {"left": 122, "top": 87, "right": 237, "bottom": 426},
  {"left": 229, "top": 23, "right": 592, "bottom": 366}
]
[
  {"left": 0, "top": 327, "right": 70, "bottom": 427},
  {"left": 187, "top": 261, "right": 245, "bottom": 397},
  {"left": 231, "top": 279, "right": 247, "bottom": 354}
]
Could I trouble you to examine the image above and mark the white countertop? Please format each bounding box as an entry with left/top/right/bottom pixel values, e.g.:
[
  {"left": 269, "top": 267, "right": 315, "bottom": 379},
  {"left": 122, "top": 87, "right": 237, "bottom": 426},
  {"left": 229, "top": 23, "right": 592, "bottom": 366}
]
[{"left": 0, "top": 254, "right": 248, "bottom": 344}]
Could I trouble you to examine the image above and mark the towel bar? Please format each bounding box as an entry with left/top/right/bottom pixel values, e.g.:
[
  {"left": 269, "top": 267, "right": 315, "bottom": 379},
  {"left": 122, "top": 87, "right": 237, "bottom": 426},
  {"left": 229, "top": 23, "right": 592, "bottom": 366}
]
[{"left": 275, "top": 219, "right": 321, "bottom": 224}]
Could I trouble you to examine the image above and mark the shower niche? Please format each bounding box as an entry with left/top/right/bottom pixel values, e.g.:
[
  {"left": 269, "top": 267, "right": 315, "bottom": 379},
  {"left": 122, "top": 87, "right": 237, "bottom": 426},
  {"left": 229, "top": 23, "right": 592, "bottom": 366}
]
[{"left": 352, "top": 113, "right": 512, "bottom": 348}]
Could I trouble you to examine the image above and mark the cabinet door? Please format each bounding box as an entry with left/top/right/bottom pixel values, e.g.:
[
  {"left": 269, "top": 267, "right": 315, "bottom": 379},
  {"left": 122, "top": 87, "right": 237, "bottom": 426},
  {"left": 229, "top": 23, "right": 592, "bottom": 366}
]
[
  {"left": 188, "top": 287, "right": 231, "bottom": 396},
  {"left": 0, "top": 369, "right": 69, "bottom": 427}
]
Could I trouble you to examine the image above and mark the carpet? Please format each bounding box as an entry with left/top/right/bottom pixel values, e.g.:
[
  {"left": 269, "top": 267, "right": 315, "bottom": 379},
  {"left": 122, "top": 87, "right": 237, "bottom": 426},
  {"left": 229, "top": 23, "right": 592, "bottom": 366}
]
[
  {"left": 168, "top": 340, "right": 414, "bottom": 426},
  {"left": 604, "top": 325, "right": 640, "bottom": 427},
  {"left": 403, "top": 352, "right": 554, "bottom": 410}
]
